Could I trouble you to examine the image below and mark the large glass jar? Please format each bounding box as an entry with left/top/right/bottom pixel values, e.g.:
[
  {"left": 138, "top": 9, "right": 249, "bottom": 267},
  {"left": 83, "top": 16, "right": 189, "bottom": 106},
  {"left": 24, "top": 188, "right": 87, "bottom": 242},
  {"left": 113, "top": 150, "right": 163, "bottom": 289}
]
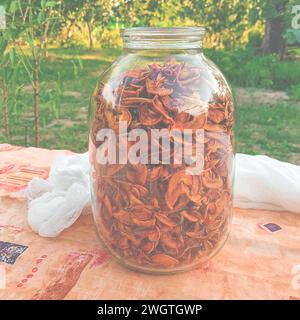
[{"left": 89, "top": 27, "right": 234, "bottom": 274}]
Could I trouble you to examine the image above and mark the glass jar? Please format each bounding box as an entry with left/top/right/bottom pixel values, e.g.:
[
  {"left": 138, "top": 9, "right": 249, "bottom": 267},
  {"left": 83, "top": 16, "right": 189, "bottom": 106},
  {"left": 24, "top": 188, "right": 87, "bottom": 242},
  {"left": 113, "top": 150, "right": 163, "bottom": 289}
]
[{"left": 89, "top": 27, "right": 234, "bottom": 274}]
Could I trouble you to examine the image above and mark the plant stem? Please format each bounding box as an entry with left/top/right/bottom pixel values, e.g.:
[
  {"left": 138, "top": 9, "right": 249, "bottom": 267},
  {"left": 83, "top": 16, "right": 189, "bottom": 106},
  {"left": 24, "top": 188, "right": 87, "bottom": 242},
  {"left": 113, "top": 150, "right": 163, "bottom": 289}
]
[
  {"left": 87, "top": 22, "right": 93, "bottom": 50},
  {"left": 33, "top": 58, "right": 39, "bottom": 146},
  {"left": 1, "top": 79, "right": 9, "bottom": 138}
]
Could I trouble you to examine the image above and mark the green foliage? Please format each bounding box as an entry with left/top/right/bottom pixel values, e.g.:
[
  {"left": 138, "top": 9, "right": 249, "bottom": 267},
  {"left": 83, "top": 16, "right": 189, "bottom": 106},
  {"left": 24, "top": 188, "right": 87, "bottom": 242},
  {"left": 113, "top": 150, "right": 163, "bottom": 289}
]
[
  {"left": 247, "top": 31, "right": 263, "bottom": 48},
  {"left": 71, "top": 57, "right": 84, "bottom": 78},
  {"left": 58, "top": 0, "right": 113, "bottom": 49},
  {"left": 205, "top": 48, "right": 300, "bottom": 91},
  {"left": 185, "top": 0, "right": 265, "bottom": 49},
  {"left": 289, "top": 84, "right": 300, "bottom": 101},
  {"left": 98, "top": 28, "right": 122, "bottom": 48},
  {"left": 2, "top": 0, "right": 296, "bottom": 51},
  {"left": 47, "top": 0, "right": 268, "bottom": 50},
  {"left": 236, "top": 101, "right": 300, "bottom": 162},
  {"left": 1, "top": 48, "right": 299, "bottom": 164},
  {"left": 1, "top": 0, "right": 299, "bottom": 156},
  {"left": 0, "top": 2, "right": 24, "bottom": 138},
  {"left": 272, "top": 62, "right": 300, "bottom": 90},
  {"left": 0, "top": 0, "right": 63, "bottom": 145}
]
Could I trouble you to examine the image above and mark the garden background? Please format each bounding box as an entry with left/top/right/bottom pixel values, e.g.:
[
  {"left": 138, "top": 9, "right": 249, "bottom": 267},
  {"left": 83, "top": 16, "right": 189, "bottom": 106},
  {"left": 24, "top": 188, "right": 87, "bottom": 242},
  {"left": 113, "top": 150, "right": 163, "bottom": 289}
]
[{"left": 0, "top": 0, "right": 300, "bottom": 164}]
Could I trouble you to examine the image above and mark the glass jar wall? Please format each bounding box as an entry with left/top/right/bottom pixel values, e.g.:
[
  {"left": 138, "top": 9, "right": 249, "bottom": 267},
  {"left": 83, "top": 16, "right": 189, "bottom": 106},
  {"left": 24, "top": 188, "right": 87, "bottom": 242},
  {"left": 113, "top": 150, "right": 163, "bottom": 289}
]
[{"left": 89, "top": 27, "right": 234, "bottom": 274}]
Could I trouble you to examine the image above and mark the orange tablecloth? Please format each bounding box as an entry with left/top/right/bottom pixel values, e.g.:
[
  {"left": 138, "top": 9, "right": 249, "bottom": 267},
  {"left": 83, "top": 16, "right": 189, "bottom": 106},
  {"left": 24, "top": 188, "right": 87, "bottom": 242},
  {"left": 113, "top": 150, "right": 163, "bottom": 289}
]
[{"left": 0, "top": 144, "right": 299, "bottom": 300}]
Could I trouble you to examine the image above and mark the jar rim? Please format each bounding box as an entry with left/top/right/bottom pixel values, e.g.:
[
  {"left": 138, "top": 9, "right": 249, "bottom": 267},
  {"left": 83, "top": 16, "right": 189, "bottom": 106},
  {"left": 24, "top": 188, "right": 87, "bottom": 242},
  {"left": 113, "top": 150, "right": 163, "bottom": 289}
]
[
  {"left": 121, "top": 27, "right": 205, "bottom": 50},
  {"left": 121, "top": 27, "right": 205, "bottom": 38}
]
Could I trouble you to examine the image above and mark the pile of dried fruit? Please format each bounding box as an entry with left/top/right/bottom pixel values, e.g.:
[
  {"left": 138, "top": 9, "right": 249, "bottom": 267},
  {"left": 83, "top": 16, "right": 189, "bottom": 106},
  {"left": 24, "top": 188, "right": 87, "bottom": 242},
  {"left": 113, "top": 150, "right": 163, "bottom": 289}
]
[{"left": 90, "top": 59, "right": 234, "bottom": 271}]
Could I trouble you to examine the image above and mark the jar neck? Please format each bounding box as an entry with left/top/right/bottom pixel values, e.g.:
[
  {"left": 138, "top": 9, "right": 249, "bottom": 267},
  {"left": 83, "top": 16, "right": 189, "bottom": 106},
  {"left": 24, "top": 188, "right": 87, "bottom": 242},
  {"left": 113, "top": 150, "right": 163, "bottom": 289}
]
[{"left": 121, "top": 27, "right": 205, "bottom": 50}]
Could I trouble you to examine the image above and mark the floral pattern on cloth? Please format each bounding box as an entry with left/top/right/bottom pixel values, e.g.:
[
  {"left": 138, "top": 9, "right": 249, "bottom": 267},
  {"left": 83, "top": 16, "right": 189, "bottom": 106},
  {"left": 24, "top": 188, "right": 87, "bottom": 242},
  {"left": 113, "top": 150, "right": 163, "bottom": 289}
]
[
  {"left": 0, "top": 165, "right": 48, "bottom": 193},
  {"left": 0, "top": 144, "right": 23, "bottom": 152},
  {"left": 0, "top": 241, "right": 28, "bottom": 264},
  {"left": 0, "top": 144, "right": 299, "bottom": 299}
]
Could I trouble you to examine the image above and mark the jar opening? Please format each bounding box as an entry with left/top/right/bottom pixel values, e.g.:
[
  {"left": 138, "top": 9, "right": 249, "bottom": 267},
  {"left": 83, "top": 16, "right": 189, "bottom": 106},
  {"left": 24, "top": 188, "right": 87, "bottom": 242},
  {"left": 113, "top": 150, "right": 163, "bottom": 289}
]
[{"left": 121, "top": 27, "right": 205, "bottom": 50}]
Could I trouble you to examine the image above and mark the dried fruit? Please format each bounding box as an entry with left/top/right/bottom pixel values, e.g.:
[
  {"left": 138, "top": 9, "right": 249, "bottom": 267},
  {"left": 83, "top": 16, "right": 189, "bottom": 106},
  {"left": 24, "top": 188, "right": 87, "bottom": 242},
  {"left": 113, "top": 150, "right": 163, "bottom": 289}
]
[
  {"left": 90, "top": 59, "right": 234, "bottom": 271},
  {"left": 151, "top": 253, "right": 179, "bottom": 267}
]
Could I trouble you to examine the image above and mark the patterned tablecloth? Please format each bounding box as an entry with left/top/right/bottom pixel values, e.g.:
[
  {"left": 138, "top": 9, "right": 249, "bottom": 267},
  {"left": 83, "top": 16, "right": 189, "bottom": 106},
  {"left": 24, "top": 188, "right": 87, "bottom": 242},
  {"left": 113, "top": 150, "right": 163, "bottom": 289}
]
[{"left": 0, "top": 143, "right": 299, "bottom": 300}]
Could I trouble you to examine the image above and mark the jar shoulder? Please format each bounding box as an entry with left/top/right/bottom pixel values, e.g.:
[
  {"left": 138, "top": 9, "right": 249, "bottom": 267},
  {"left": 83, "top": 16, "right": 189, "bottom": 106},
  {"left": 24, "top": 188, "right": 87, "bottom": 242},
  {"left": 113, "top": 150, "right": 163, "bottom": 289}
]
[{"left": 95, "top": 52, "right": 233, "bottom": 109}]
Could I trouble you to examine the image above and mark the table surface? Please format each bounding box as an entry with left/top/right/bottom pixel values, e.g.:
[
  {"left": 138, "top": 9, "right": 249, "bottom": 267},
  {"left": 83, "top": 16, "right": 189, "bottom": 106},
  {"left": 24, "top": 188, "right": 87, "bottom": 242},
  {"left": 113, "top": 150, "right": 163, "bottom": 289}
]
[{"left": 0, "top": 143, "right": 299, "bottom": 300}]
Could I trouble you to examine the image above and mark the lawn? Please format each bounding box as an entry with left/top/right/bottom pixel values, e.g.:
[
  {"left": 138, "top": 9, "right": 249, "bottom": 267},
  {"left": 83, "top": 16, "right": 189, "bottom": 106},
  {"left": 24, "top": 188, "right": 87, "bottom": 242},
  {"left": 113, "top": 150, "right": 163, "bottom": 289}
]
[{"left": 1, "top": 47, "right": 300, "bottom": 165}]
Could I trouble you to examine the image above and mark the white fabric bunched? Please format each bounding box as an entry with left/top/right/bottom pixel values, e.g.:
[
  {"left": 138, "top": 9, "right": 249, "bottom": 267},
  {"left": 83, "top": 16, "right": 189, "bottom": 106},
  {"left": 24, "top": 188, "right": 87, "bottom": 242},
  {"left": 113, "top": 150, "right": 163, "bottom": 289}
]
[
  {"left": 26, "top": 153, "right": 90, "bottom": 237},
  {"left": 233, "top": 154, "right": 300, "bottom": 213}
]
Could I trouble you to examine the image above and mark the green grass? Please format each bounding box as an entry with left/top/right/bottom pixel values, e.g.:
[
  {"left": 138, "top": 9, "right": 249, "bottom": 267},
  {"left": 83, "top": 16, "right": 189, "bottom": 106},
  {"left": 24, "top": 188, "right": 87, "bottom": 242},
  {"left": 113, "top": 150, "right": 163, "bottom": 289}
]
[
  {"left": 236, "top": 103, "right": 300, "bottom": 164},
  {"left": 0, "top": 48, "right": 118, "bottom": 151},
  {"left": 1, "top": 47, "right": 300, "bottom": 165},
  {"left": 290, "top": 84, "right": 300, "bottom": 101}
]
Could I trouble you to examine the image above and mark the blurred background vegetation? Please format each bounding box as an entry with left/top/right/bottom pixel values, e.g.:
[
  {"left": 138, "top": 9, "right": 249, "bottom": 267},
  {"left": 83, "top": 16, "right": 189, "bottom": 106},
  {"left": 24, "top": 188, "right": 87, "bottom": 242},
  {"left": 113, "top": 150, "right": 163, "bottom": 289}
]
[{"left": 0, "top": 0, "right": 300, "bottom": 164}]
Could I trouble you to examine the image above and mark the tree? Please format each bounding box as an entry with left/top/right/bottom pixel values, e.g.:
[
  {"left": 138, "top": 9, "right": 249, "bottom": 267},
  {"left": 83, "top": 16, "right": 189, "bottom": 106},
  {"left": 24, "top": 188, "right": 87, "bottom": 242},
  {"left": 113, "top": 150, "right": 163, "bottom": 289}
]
[
  {"left": 13, "top": 0, "right": 61, "bottom": 146},
  {"left": 182, "top": 0, "right": 264, "bottom": 49},
  {"left": 113, "top": 0, "right": 183, "bottom": 27},
  {"left": 0, "top": 0, "right": 22, "bottom": 139},
  {"left": 80, "top": 1, "right": 113, "bottom": 50},
  {"left": 58, "top": 0, "right": 83, "bottom": 46},
  {"left": 260, "top": 0, "right": 289, "bottom": 58},
  {"left": 54, "top": 0, "right": 113, "bottom": 49},
  {"left": 0, "top": 37, "right": 10, "bottom": 138}
]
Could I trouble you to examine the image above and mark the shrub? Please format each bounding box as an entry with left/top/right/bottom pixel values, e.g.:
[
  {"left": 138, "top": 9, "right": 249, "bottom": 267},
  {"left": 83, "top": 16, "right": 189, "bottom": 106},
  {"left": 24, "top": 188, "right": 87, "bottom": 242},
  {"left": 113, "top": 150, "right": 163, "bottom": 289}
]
[
  {"left": 205, "top": 48, "right": 276, "bottom": 88},
  {"left": 272, "top": 62, "right": 300, "bottom": 90},
  {"left": 205, "top": 48, "right": 300, "bottom": 91},
  {"left": 289, "top": 84, "right": 300, "bottom": 101},
  {"left": 247, "top": 31, "right": 263, "bottom": 49},
  {"left": 99, "top": 29, "right": 122, "bottom": 49}
]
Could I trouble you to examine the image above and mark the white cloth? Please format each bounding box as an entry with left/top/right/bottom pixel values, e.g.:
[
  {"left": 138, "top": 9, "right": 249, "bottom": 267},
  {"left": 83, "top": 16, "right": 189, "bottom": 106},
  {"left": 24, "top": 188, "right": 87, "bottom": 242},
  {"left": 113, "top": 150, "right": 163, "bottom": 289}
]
[
  {"left": 233, "top": 153, "right": 300, "bottom": 213},
  {"left": 26, "top": 153, "right": 90, "bottom": 237},
  {"left": 25, "top": 152, "right": 300, "bottom": 237}
]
